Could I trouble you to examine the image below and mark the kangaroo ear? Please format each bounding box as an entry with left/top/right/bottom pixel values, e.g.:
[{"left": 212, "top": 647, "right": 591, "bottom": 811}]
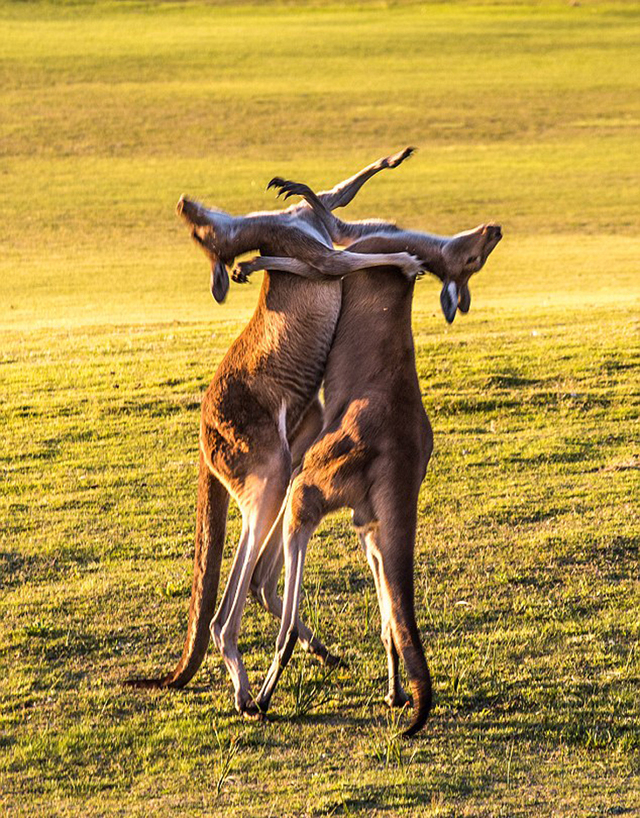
[
  {"left": 440, "top": 281, "right": 457, "bottom": 324},
  {"left": 210, "top": 259, "right": 230, "bottom": 303},
  {"left": 458, "top": 283, "right": 471, "bottom": 313}
]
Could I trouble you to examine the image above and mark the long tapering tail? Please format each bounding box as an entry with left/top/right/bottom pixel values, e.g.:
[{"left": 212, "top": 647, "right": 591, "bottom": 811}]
[
  {"left": 125, "top": 451, "right": 229, "bottom": 689},
  {"left": 403, "top": 667, "right": 433, "bottom": 738}
]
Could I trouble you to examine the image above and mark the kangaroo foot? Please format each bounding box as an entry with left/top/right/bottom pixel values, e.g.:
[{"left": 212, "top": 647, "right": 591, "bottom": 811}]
[
  {"left": 307, "top": 647, "right": 344, "bottom": 669},
  {"left": 306, "top": 637, "right": 345, "bottom": 669},
  {"left": 323, "top": 651, "right": 344, "bottom": 669},
  {"left": 239, "top": 699, "right": 266, "bottom": 721}
]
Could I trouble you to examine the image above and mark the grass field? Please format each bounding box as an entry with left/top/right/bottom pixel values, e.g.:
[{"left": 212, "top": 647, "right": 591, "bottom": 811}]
[{"left": 1, "top": 1, "right": 639, "bottom": 815}]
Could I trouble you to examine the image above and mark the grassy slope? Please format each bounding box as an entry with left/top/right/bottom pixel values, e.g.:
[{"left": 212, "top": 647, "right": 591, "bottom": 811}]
[{"left": 1, "top": 1, "right": 639, "bottom": 816}]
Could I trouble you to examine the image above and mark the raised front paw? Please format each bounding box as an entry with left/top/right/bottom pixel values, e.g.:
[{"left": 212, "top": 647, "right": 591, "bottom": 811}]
[
  {"left": 267, "top": 177, "right": 310, "bottom": 201},
  {"left": 383, "top": 146, "right": 416, "bottom": 169},
  {"left": 399, "top": 253, "right": 424, "bottom": 282},
  {"left": 232, "top": 258, "right": 260, "bottom": 283}
]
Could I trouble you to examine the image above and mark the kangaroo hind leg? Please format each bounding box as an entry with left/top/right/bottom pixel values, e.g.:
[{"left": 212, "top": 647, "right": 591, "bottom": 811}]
[
  {"left": 255, "top": 472, "right": 325, "bottom": 714},
  {"left": 250, "top": 521, "right": 340, "bottom": 669},
  {"left": 365, "top": 503, "right": 432, "bottom": 737},
  {"left": 210, "top": 448, "right": 291, "bottom": 717},
  {"left": 358, "top": 526, "right": 410, "bottom": 709},
  {"left": 250, "top": 401, "right": 341, "bottom": 668}
]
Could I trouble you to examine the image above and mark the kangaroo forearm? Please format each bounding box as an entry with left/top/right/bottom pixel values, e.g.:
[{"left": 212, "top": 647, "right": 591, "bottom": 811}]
[
  {"left": 249, "top": 256, "right": 329, "bottom": 280},
  {"left": 318, "top": 147, "right": 414, "bottom": 211},
  {"left": 335, "top": 219, "right": 402, "bottom": 245},
  {"left": 240, "top": 253, "right": 381, "bottom": 281},
  {"left": 347, "top": 230, "right": 444, "bottom": 267},
  {"left": 240, "top": 248, "right": 416, "bottom": 282},
  {"left": 318, "top": 161, "right": 388, "bottom": 211}
]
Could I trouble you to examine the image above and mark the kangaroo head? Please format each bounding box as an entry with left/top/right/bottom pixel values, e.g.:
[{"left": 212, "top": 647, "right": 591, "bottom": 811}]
[
  {"left": 176, "top": 196, "right": 230, "bottom": 303},
  {"left": 438, "top": 223, "right": 502, "bottom": 323}
]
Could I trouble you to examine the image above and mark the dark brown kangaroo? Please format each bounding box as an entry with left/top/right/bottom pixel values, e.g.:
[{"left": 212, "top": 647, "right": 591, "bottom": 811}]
[
  {"left": 244, "top": 182, "right": 502, "bottom": 736},
  {"left": 125, "top": 151, "right": 421, "bottom": 716},
  {"left": 261, "top": 175, "right": 500, "bottom": 322}
]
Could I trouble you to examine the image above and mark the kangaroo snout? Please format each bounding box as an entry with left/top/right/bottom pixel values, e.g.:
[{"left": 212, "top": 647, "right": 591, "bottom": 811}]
[
  {"left": 483, "top": 223, "right": 502, "bottom": 241},
  {"left": 176, "top": 195, "right": 209, "bottom": 227}
]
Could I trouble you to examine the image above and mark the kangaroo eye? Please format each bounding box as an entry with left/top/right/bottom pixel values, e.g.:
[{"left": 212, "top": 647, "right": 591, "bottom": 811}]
[{"left": 466, "top": 255, "right": 478, "bottom": 265}]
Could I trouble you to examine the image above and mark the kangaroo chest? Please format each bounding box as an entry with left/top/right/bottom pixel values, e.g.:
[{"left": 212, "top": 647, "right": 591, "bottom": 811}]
[{"left": 232, "top": 274, "right": 343, "bottom": 434}]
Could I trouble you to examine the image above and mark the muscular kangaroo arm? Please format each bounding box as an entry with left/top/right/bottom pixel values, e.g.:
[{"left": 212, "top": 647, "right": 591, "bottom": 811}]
[
  {"left": 266, "top": 148, "right": 414, "bottom": 246},
  {"left": 233, "top": 249, "right": 422, "bottom": 283},
  {"left": 233, "top": 256, "right": 330, "bottom": 282},
  {"left": 317, "top": 146, "right": 415, "bottom": 211},
  {"left": 347, "top": 231, "right": 446, "bottom": 279},
  {"left": 268, "top": 177, "right": 404, "bottom": 247}
]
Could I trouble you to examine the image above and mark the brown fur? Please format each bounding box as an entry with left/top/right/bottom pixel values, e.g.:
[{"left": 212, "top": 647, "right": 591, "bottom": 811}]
[
  {"left": 265, "top": 176, "right": 501, "bottom": 322},
  {"left": 124, "top": 150, "right": 420, "bottom": 715},
  {"left": 247, "top": 188, "right": 502, "bottom": 736}
]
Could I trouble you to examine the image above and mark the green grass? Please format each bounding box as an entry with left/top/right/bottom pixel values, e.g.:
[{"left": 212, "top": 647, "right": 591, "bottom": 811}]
[{"left": 1, "top": 1, "right": 639, "bottom": 815}]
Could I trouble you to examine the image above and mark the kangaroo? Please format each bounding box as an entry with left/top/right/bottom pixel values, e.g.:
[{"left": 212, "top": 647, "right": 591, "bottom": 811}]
[
  {"left": 239, "top": 180, "right": 502, "bottom": 736},
  {"left": 261, "top": 175, "right": 499, "bottom": 323},
  {"left": 125, "top": 150, "right": 421, "bottom": 718}
]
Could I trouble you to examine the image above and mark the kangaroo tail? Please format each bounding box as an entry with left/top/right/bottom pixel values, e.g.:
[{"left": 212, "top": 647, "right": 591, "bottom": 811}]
[
  {"left": 373, "top": 506, "right": 432, "bottom": 738},
  {"left": 387, "top": 612, "right": 432, "bottom": 738},
  {"left": 125, "top": 451, "right": 229, "bottom": 689},
  {"left": 403, "top": 662, "right": 433, "bottom": 738}
]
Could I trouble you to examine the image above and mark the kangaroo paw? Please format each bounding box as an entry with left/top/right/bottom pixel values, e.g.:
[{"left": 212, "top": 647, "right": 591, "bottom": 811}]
[
  {"left": 400, "top": 253, "right": 424, "bottom": 282},
  {"left": 267, "top": 178, "right": 310, "bottom": 201},
  {"left": 232, "top": 258, "right": 260, "bottom": 282},
  {"left": 267, "top": 176, "right": 295, "bottom": 197},
  {"left": 385, "top": 146, "right": 416, "bottom": 169},
  {"left": 267, "top": 175, "right": 286, "bottom": 191},
  {"left": 231, "top": 266, "right": 248, "bottom": 283}
]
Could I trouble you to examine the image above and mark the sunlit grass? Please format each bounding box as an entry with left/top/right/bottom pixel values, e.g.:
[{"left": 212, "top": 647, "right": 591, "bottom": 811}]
[{"left": 1, "top": 1, "right": 639, "bottom": 816}]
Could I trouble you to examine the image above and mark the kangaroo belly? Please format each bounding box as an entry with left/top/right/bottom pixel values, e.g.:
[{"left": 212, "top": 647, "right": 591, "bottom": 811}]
[
  {"left": 293, "top": 270, "right": 428, "bottom": 517},
  {"left": 206, "top": 274, "right": 342, "bottom": 446}
]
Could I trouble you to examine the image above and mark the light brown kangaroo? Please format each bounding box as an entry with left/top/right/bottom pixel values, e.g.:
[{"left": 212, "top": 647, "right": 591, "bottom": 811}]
[
  {"left": 125, "top": 150, "right": 421, "bottom": 717},
  {"left": 241, "top": 181, "right": 502, "bottom": 736}
]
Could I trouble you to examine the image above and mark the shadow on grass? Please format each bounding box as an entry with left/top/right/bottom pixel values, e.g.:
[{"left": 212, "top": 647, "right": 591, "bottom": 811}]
[
  {"left": 102, "top": 397, "right": 200, "bottom": 417},
  {"left": 0, "top": 550, "right": 91, "bottom": 589}
]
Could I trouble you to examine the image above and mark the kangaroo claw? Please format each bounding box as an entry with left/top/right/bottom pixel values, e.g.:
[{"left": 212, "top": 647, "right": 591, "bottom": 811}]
[
  {"left": 383, "top": 146, "right": 416, "bottom": 169},
  {"left": 232, "top": 258, "right": 260, "bottom": 283}
]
